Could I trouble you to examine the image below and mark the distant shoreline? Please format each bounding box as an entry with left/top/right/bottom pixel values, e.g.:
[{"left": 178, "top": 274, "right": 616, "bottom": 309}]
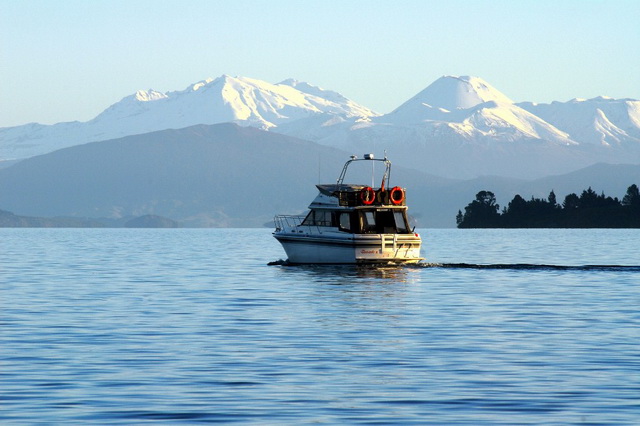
[{"left": 0, "top": 210, "right": 179, "bottom": 228}]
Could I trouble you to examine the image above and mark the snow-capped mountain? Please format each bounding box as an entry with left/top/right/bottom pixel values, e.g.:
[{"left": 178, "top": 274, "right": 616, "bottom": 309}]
[
  {"left": 274, "top": 76, "right": 639, "bottom": 178},
  {"left": 389, "top": 75, "right": 515, "bottom": 115},
  {"left": 265, "top": 75, "right": 578, "bottom": 158},
  {"left": 94, "top": 75, "right": 376, "bottom": 131},
  {"left": 376, "top": 75, "right": 574, "bottom": 145},
  {"left": 1, "top": 74, "right": 638, "bottom": 178},
  {"left": 0, "top": 75, "right": 376, "bottom": 162},
  {"left": 518, "top": 97, "right": 640, "bottom": 147}
]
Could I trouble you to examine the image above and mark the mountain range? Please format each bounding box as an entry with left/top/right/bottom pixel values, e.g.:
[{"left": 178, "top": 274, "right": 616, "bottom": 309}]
[
  {"left": 1, "top": 123, "right": 638, "bottom": 227},
  {"left": 0, "top": 75, "right": 638, "bottom": 227},
  {"left": 0, "top": 75, "right": 374, "bottom": 164},
  {"left": 2, "top": 75, "right": 639, "bottom": 179}
]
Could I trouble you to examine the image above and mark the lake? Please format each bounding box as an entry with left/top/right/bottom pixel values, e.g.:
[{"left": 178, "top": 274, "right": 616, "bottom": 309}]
[{"left": 1, "top": 228, "right": 639, "bottom": 424}]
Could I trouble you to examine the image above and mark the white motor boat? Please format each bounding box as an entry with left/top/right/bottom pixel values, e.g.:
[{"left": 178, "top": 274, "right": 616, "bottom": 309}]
[{"left": 273, "top": 154, "right": 423, "bottom": 264}]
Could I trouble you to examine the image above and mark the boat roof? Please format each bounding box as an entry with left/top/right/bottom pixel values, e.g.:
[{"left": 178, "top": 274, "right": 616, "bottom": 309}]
[
  {"left": 316, "top": 184, "right": 366, "bottom": 196},
  {"left": 310, "top": 184, "right": 407, "bottom": 209},
  {"left": 308, "top": 155, "right": 407, "bottom": 209}
]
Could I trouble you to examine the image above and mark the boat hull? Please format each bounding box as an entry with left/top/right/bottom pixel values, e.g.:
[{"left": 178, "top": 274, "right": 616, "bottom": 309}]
[{"left": 274, "top": 232, "right": 423, "bottom": 264}]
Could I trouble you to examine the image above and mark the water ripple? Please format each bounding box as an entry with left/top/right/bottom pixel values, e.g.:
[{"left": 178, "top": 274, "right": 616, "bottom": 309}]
[{"left": 2, "top": 228, "right": 640, "bottom": 424}]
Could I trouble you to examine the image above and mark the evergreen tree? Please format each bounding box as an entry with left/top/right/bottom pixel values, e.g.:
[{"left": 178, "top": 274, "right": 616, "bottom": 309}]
[
  {"left": 622, "top": 184, "right": 640, "bottom": 207},
  {"left": 502, "top": 194, "right": 527, "bottom": 227},
  {"left": 579, "top": 187, "right": 599, "bottom": 209},
  {"left": 457, "top": 191, "right": 501, "bottom": 228},
  {"left": 563, "top": 193, "right": 580, "bottom": 210},
  {"left": 622, "top": 184, "right": 640, "bottom": 227}
]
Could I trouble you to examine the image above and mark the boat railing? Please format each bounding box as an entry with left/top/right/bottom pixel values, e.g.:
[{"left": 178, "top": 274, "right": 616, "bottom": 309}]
[
  {"left": 336, "top": 154, "right": 391, "bottom": 187},
  {"left": 274, "top": 214, "right": 305, "bottom": 231}
]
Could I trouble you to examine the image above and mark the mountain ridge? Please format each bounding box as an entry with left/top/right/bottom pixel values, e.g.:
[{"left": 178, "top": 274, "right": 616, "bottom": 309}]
[
  {"left": 0, "top": 75, "right": 376, "bottom": 162},
  {"left": 1, "top": 123, "right": 637, "bottom": 228},
  {"left": 1, "top": 74, "right": 638, "bottom": 179}
]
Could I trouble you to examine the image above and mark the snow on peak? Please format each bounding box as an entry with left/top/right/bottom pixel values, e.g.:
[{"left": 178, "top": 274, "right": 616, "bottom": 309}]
[
  {"left": 382, "top": 75, "right": 517, "bottom": 127},
  {"left": 191, "top": 78, "right": 215, "bottom": 91},
  {"left": 376, "top": 76, "right": 575, "bottom": 145},
  {"left": 279, "top": 78, "right": 302, "bottom": 87},
  {"left": 3, "top": 74, "right": 638, "bottom": 165},
  {"left": 279, "top": 79, "right": 341, "bottom": 100},
  {"left": 517, "top": 96, "right": 640, "bottom": 146},
  {"left": 70, "top": 74, "right": 378, "bottom": 144},
  {"left": 384, "top": 76, "right": 515, "bottom": 125},
  {"left": 399, "top": 75, "right": 514, "bottom": 112},
  {"left": 278, "top": 79, "right": 378, "bottom": 116},
  {"left": 134, "top": 89, "right": 168, "bottom": 102}
]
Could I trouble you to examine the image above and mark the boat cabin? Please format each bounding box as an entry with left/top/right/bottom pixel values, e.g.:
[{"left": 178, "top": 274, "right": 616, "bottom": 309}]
[{"left": 301, "top": 184, "right": 412, "bottom": 235}]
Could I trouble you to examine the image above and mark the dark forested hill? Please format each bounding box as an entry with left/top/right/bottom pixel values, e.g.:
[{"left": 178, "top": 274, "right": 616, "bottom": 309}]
[
  {"left": 457, "top": 185, "right": 640, "bottom": 228},
  {"left": 0, "top": 123, "right": 448, "bottom": 227},
  {"left": 1, "top": 123, "right": 639, "bottom": 228}
]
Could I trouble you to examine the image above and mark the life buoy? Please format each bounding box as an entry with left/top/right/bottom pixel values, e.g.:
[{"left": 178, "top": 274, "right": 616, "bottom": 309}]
[
  {"left": 390, "top": 186, "right": 405, "bottom": 205},
  {"left": 360, "top": 186, "right": 375, "bottom": 205}
]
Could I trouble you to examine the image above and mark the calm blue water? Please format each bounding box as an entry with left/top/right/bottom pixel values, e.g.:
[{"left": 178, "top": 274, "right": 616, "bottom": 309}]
[{"left": 1, "top": 228, "right": 639, "bottom": 424}]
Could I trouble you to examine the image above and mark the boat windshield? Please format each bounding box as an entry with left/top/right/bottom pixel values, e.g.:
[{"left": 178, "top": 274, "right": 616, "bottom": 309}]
[
  {"left": 361, "top": 209, "right": 410, "bottom": 234},
  {"left": 301, "top": 210, "right": 332, "bottom": 227},
  {"left": 301, "top": 208, "right": 410, "bottom": 234},
  {"left": 302, "top": 210, "right": 353, "bottom": 232}
]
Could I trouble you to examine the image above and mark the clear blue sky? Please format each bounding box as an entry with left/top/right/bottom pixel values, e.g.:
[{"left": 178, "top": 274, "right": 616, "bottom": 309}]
[{"left": 1, "top": 0, "right": 639, "bottom": 127}]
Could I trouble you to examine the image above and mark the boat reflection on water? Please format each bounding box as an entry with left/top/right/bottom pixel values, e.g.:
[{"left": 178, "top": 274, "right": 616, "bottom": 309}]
[{"left": 269, "top": 259, "right": 422, "bottom": 284}]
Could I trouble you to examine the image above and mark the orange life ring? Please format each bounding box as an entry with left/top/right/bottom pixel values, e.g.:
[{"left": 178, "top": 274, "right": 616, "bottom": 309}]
[
  {"left": 390, "top": 186, "right": 405, "bottom": 205},
  {"left": 360, "top": 186, "right": 375, "bottom": 205}
]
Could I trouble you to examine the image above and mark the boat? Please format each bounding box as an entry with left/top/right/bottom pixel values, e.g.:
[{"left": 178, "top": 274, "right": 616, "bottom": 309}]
[{"left": 273, "top": 154, "right": 423, "bottom": 264}]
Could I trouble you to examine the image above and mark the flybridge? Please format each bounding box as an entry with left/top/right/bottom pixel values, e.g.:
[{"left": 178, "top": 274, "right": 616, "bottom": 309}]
[
  {"left": 336, "top": 153, "right": 389, "bottom": 186},
  {"left": 329, "top": 153, "right": 406, "bottom": 207}
]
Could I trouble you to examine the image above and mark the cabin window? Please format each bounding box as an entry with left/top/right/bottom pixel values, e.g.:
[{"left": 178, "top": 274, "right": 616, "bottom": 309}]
[
  {"left": 339, "top": 212, "right": 351, "bottom": 231},
  {"left": 361, "top": 211, "right": 375, "bottom": 233},
  {"left": 318, "top": 211, "right": 332, "bottom": 226},
  {"left": 376, "top": 210, "right": 397, "bottom": 233},
  {"left": 301, "top": 210, "right": 333, "bottom": 227},
  {"left": 357, "top": 209, "right": 411, "bottom": 234},
  {"left": 364, "top": 211, "right": 375, "bottom": 225},
  {"left": 301, "top": 211, "right": 314, "bottom": 226},
  {"left": 394, "top": 211, "right": 409, "bottom": 233}
]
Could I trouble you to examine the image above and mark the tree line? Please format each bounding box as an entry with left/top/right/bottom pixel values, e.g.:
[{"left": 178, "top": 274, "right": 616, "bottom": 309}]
[{"left": 456, "top": 184, "right": 640, "bottom": 228}]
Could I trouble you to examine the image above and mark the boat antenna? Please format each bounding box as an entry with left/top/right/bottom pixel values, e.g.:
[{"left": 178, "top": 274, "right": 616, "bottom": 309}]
[
  {"left": 380, "top": 150, "right": 388, "bottom": 190},
  {"left": 371, "top": 158, "right": 375, "bottom": 188}
]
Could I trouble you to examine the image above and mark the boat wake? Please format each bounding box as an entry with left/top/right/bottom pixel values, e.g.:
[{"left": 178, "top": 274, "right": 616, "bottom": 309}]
[
  {"left": 413, "top": 263, "right": 640, "bottom": 272},
  {"left": 268, "top": 259, "right": 640, "bottom": 272}
]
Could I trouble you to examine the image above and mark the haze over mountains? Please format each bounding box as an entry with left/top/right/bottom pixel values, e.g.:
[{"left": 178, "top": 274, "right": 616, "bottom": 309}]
[
  {"left": 1, "top": 123, "right": 638, "bottom": 227},
  {"left": 0, "top": 124, "right": 440, "bottom": 227},
  {"left": 0, "top": 75, "right": 638, "bottom": 227}
]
